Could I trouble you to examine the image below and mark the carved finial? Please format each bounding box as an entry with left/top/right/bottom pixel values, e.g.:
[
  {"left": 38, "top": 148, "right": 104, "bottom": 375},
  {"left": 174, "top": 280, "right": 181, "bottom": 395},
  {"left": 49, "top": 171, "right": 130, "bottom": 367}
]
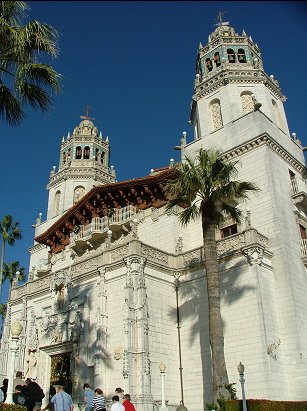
[
  {"left": 106, "top": 136, "right": 109, "bottom": 143},
  {"left": 198, "top": 42, "right": 203, "bottom": 50},
  {"left": 99, "top": 131, "right": 102, "bottom": 139},
  {"left": 62, "top": 136, "right": 65, "bottom": 143},
  {"left": 242, "top": 29, "right": 246, "bottom": 36}
]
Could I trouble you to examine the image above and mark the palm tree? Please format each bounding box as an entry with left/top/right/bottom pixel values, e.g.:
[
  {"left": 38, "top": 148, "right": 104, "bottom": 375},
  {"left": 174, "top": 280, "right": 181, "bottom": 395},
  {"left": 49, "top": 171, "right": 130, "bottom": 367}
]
[
  {"left": 2, "top": 260, "right": 25, "bottom": 295},
  {"left": 0, "top": 302, "right": 6, "bottom": 320},
  {"left": 166, "top": 148, "right": 258, "bottom": 404},
  {"left": 0, "top": 215, "right": 22, "bottom": 302},
  {"left": 0, "top": 1, "right": 61, "bottom": 126}
]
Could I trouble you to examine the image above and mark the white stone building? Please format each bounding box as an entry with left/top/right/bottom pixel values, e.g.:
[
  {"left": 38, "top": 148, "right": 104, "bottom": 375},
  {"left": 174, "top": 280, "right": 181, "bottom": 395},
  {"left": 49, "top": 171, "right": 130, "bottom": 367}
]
[{"left": 1, "top": 22, "right": 307, "bottom": 410}]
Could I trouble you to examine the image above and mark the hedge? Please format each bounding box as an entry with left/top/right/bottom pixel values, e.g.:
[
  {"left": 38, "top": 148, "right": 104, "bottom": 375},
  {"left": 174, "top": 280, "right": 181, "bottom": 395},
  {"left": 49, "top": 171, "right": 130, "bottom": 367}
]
[
  {"left": 225, "top": 399, "right": 307, "bottom": 411},
  {"left": 0, "top": 405, "right": 27, "bottom": 411}
]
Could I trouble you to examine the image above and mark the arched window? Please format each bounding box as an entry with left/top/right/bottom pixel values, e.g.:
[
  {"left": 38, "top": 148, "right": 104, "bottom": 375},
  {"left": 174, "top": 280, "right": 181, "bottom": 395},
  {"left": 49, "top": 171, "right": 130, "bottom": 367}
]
[
  {"left": 62, "top": 152, "right": 66, "bottom": 165},
  {"left": 76, "top": 146, "right": 82, "bottom": 159},
  {"left": 54, "top": 191, "right": 61, "bottom": 216},
  {"left": 238, "top": 49, "right": 246, "bottom": 63},
  {"left": 210, "top": 99, "right": 223, "bottom": 131},
  {"left": 95, "top": 148, "right": 99, "bottom": 161},
  {"left": 101, "top": 151, "right": 105, "bottom": 164},
  {"left": 73, "top": 186, "right": 85, "bottom": 204},
  {"left": 214, "top": 52, "right": 221, "bottom": 67},
  {"left": 206, "top": 58, "right": 213, "bottom": 72},
  {"left": 227, "top": 48, "right": 236, "bottom": 63},
  {"left": 241, "top": 92, "right": 254, "bottom": 114},
  {"left": 83, "top": 146, "right": 90, "bottom": 159},
  {"left": 272, "top": 100, "right": 282, "bottom": 129}
]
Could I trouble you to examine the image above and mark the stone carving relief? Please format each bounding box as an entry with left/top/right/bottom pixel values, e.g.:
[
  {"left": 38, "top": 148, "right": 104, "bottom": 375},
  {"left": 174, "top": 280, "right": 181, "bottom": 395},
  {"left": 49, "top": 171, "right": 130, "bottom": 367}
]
[
  {"left": 24, "top": 350, "right": 38, "bottom": 380},
  {"left": 183, "top": 249, "right": 202, "bottom": 267},
  {"left": 114, "top": 346, "right": 123, "bottom": 360},
  {"left": 111, "top": 245, "right": 129, "bottom": 262},
  {"left": 243, "top": 246, "right": 264, "bottom": 266},
  {"left": 217, "top": 233, "right": 246, "bottom": 256},
  {"left": 210, "top": 100, "right": 223, "bottom": 131},
  {"left": 241, "top": 93, "right": 254, "bottom": 114},
  {"left": 141, "top": 246, "right": 168, "bottom": 265}
]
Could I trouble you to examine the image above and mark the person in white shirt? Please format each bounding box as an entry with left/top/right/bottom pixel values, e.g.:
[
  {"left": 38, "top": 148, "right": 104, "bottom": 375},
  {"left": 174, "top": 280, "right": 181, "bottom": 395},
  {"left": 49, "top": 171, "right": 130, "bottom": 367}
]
[{"left": 111, "top": 396, "right": 124, "bottom": 411}]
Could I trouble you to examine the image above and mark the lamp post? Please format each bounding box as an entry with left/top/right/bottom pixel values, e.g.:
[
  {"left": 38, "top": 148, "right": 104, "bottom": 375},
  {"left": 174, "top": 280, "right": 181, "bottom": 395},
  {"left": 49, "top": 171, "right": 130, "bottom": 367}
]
[
  {"left": 6, "top": 320, "right": 23, "bottom": 404},
  {"left": 237, "top": 362, "right": 247, "bottom": 411},
  {"left": 159, "top": 362, "right": 168, "bottom": 411},
  {"left": 174, "top": 276, "right": 188, "bottom": 411}
]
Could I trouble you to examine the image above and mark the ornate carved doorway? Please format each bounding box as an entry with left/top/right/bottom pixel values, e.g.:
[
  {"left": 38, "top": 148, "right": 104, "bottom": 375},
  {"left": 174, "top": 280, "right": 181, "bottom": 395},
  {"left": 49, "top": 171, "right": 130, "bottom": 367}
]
[{"left": 49, "top": 352, "right": 72, "bottom": 397}]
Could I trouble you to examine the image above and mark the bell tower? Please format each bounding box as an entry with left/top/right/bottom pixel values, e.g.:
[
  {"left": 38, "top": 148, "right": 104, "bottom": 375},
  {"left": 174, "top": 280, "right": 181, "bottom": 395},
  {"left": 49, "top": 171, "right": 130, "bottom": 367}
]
[
  {"left": 46, "top": 112, "right": 116, "bottom": 221},
  {"left": 29, "top": 112, "right": 116, "bottom": 277},
  {"left": 190, "top": 20, "right": 290, "bottom": 143},
  {"left": 185, "top": 20, "right": 307, "bottom": 400}
]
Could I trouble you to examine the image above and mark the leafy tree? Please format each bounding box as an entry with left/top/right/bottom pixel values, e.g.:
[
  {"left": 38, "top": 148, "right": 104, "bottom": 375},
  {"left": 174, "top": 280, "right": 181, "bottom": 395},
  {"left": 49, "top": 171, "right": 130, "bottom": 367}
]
[
  {"left": 0, "top": 1, "right": 61, "bottom": 126},
  {"left": 0, "top": 215, "right": 22, "bottom": 302},
  {"left": 2, "top": 260, "right": 25, "bottom": 295},
  {"left": 166, "top": 148, "right": 258, "bottom": 403}
]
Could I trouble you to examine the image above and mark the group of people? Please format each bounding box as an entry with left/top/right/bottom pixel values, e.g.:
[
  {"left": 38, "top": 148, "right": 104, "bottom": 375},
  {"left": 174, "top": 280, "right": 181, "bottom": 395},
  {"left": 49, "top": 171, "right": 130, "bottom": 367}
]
[
  {"left": 1, "top": 373, "right": 136, "bottom": 411},
  {"left": 84, "top": 385, "right": 136, "bottom": 411},
  {"left": 0, "top": 371, "right": 45, "bottom": 410}
]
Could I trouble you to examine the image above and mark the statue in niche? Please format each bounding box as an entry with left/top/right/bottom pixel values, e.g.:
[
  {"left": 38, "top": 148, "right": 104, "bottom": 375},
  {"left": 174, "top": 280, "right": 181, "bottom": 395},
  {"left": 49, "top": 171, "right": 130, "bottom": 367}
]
[
  {"left": 58, "top": 285, "right": 65, "bottom": 311},
  {"left": 25, "top": 350, "right": 38, "bottom": 380}
]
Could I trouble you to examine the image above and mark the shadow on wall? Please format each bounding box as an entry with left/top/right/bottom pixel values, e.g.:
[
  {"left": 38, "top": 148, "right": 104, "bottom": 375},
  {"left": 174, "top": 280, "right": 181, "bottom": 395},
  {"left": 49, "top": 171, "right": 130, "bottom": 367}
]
[{"left": 167, "top": 257, "right": 254, "bottom": 407}]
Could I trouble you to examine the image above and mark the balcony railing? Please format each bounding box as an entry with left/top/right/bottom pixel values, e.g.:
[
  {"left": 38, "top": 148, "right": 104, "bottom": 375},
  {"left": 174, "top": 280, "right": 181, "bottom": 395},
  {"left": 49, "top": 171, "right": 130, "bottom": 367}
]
[
  {"left": 290, "top": 177, "right": 307, "bottom": 208},
  {"left": 300, "top": 239, "right": 307, "bottom": 256},
  {"left": 70, "top": 205, "right": 137, "bottom": 251},
  {"left": 291, "top": 177, "right": 307, "bottom": 195}
]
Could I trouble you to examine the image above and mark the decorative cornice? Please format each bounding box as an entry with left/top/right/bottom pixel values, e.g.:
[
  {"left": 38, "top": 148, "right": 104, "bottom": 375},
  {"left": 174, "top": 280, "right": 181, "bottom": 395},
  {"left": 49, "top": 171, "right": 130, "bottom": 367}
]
[
  {"left": 221, "top": 132, "right": 305, "bottom": 174},
  {"left": 48, "top": 166, "right": 115, "bottom": 189},
  {"left": 193, "top": 69, "right": 283, "bottom": 101}
]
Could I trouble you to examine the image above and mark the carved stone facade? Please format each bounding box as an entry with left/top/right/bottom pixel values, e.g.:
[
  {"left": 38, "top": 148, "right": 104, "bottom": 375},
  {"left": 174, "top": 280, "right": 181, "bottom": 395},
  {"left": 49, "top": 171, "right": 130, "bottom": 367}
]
[{"left": 1, "top": 20, "right": 307, "bottom": 411}]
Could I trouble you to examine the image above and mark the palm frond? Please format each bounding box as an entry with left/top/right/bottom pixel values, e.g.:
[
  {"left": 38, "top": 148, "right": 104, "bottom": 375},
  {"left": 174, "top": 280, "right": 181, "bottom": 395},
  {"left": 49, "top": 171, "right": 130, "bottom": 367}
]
[
  {"left": 166, "top": 148, "right": 259, "bottom": 227},
  {"left": 0, "top": 82, "right": 24, "bottom": 125}
]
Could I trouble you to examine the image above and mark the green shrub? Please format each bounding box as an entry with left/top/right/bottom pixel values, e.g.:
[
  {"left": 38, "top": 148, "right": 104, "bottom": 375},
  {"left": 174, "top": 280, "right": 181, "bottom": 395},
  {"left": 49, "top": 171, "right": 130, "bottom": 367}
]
[
  {"left": 0, "top": 404, "right": 27, "bottom": 411},
  {"left": 225, "top": 399, "right": 307, "bottom": 411}
]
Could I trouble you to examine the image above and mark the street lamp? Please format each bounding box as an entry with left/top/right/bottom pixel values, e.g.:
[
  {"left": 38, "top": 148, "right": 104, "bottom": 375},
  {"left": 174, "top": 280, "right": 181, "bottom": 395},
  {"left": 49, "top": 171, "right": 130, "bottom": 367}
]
[
  {"left": 237, "top": 362, "right": 247, "bottom": 411},
  {"left": 159, "top": 362, "right": 168, "bottom": 411},
  {"left": 6, "top": 320, "right": 23, "bottom": 403},
  {"left": 174, "top": 276, "right": 188, "bottom": 411}
]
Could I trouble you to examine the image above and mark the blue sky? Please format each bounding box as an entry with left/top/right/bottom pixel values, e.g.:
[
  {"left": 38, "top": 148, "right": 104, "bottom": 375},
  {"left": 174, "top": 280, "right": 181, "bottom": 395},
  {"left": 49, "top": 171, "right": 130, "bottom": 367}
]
[{"left": 1, "top": 1, "right": 307, "bottom": 304}]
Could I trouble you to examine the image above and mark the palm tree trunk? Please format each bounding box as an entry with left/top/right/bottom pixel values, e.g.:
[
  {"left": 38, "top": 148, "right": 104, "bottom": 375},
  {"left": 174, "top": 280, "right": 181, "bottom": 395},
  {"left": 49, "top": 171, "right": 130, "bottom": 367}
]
[
  {"left": 0, "top": 239, "right": 5, "bottom": 302},
  {"left": 202, "top": 218, "right": 230, "bottom": 403}
]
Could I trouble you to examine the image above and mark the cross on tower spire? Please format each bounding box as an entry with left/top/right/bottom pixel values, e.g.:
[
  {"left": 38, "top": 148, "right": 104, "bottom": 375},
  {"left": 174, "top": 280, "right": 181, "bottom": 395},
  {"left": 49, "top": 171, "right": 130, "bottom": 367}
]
[
  {"left": 214, "top": 11, "right": 229, "bottom": 27},
  {"left": 80, "top": 105, "right": 95, "bottom": 121}
]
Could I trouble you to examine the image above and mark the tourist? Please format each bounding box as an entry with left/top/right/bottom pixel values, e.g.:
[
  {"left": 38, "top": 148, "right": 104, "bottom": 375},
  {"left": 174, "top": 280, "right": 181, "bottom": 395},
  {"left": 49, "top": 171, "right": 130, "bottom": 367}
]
[
  {"left": 111, "top": 396, "right": 125, "bottom": 411},
  {"left": 13, "top": 385, "right": 31, "bottom": 411},
  {"left": 0, "top": 387, "right": 3, "bottom": 403},
  {"left": 114, "top": 388, "right": 124, "bottom": 403},
  {"left": 83, "top": 383, "right": 94, "bottom": 411},
  {"left": 0, "top": 379, "right": 8, "bottom": 402},
  {"left": 122, "top": 394, "right": 136, "bottom": 411},
  {"left": 50, "top": 385, "right": 74, "bottom": 411},
  {"left": 25, "top": 378, "right": 45, "bottom": 408},
  {"left": 13, "top": 371, "right": 27, "bottom": 390},
  {"left": 91, "top": 388, "right": 106, "bottom": 411}
]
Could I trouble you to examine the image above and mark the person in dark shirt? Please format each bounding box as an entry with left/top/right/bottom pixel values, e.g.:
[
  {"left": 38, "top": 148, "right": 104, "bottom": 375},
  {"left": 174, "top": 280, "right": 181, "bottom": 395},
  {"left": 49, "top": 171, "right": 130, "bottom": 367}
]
[
  {"left": 24, "top": 378, "right": 45, "bottom": 408},
  {"left": 1, "top": 378, "right": 8, "bottom": 402},
  {"left": 13, "top": 385, "right": 31, "bottom": 411}
]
